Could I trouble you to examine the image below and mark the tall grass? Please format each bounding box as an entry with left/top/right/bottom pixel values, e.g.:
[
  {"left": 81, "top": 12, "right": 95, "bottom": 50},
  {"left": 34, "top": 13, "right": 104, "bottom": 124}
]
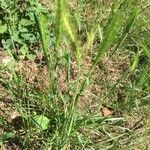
[{"left": 33, "top": 0, "right": 139, "bottom": 149}]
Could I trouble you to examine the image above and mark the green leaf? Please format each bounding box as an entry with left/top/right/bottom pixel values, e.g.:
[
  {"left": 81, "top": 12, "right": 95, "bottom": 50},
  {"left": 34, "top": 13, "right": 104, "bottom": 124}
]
[
  {"left": 92, "top": 10, "right": 122, "bottom": 70},
  {"left": 142, "top": 43, "right": 150, "bottom": 58},
  {"left": 21, "top": 33, "right": 36, "bottom": 43},
  {"left": 0, "top": 0, "right": 8, "bottom": 9},
  {"left": 117, "top": 8, "right": 138, "bottom": 47},
  {"left": 92, "top": 7, "right": 138, "bottom": 72},
  {"left": 108, "top": 8, "right": 138, "bottom": 61},
  {"left": 33, "top": 115, "right": 50, "bottom": 130},
  {"left": 130, "top": 53, "right": 139, "bottom": 71},
  {"left": 20, "top": 45, "right": 29, "bottom": 59},
  {"left": 0, "top": 24, "right": 7, "bottom": 34},
  {"left": 34, "top": 13, "right": 48, "bottom": 60},
  {"left": 55, "top": 0, "right": 65, "bottom": 48},
  {"left": 20, "top": 19, "right": 34, "bottom": 26},
  {"left": 27, "top": 54, "right": 36, "bottom": 60},
  {"left": 18, "top": 26, "right": 28, "bottom": 32},
  {"left": 2, "top": 39, "right": 13, "bottom": 50},
  {"left": 0, "top": 116, "right": 7, "bottom": 127},
  {"left": 12, "top": 32, "right": 21, "bottom": 43},
  {"left": 21, "top": 33, "right": 31, "bottom": 40},
  {"left": 0, "top": 132, "right": 14, "bottom": 144}
]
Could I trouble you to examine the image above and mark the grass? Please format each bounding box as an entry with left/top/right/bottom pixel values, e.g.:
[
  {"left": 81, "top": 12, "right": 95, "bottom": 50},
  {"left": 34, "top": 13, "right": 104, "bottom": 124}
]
[{"left": 0, "top": 0, "right": 150, "bottom": 149}]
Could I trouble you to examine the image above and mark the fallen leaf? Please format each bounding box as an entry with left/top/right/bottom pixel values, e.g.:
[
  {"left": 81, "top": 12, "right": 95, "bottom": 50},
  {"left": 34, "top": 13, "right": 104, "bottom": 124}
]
[
  {"left": 100, "top": 107, "right": 113, "bottom": 117},
  {"left": 7, "top": 111, "right": 21, "bottom": 123},
  {"left": 33, "top": 115, "right": 50, "bottom": 130}
]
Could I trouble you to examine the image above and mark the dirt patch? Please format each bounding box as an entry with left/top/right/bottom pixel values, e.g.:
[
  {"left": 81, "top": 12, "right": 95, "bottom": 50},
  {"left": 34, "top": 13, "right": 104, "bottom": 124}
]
[
  {"left": 20, "top": 60, "right": 49, "bottom": 91},
  {"left": 76, "top": 48, "right": 130, "bottom": 113}
]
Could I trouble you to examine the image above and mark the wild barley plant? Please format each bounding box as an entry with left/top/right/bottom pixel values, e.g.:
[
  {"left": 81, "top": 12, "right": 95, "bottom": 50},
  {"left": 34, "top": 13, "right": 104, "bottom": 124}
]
[
  {"left": 33, "top": 0, "right": 139, "bottom": 149},
  {"left": 5, "top": 0, "right": 148, "bottom": 149}
]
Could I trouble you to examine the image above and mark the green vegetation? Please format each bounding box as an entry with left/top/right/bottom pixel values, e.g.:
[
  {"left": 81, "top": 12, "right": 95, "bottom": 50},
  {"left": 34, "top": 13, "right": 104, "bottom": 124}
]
[{"left": 0, "top": 0, "right": 150, "bottom": 149}]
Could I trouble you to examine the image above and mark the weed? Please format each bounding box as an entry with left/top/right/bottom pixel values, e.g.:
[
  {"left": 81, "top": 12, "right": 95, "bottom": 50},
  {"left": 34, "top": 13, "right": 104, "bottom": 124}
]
[{"left": 0, "top": 0, "right": 150, "bottom": 149}]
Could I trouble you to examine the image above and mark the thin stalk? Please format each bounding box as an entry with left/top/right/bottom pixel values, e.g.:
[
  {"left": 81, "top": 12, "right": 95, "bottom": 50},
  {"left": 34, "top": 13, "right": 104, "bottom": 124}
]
[{"left": 55, "top": 0, "right": 65, "bottom": 49}]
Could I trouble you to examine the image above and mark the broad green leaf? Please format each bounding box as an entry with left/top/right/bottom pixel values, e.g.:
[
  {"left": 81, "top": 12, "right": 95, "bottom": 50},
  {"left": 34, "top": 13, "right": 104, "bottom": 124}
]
[
  {"left": 20, "top": 45, "right": 29, "bottom": 58},
  {"left": 12, "top": 32, "right": 22, "bottom": 43},
  {"left": 20, "top": 19, "right": 34, "bottom": 26},
  {"left": 18, "top": 26, "right": 28, "bottom": 32},
  {"left": 0, "top": 24, "right": 7, "bottom": 34},
  {"left": 2, "top": 39, "right": 13, "bottom": 50},
  {"left": 21, "top": 33, "right": 32, "bottom": 40},
  {"left": 33, "top": 115, "right": 50, "bottom": 130}
]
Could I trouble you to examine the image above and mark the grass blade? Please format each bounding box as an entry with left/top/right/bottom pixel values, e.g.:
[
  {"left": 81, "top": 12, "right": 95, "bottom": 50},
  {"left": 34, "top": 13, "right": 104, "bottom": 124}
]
[
  {"left": 141, "top": 42, "right": 150, "bottom": 58},
  {"left": 34, "top": 13, "right": 49, "bottom": 61},
  {"left": 55, "top": 0, "right": 65, "bottom": 48},
  {"left": 91, "top": 10, "right": 122, "bottom": 71},
  {"left": 106, "top": 8, "right": 138, "bottom": 63}
]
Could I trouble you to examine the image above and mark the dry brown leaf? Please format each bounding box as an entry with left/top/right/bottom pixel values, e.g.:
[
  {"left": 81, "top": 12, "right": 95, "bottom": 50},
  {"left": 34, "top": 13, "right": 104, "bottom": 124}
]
[
  {"left": 100, "top": 107, "right": 113, "bottom": 117},
  {"left": 7, "top": 110, "right": 21, "bottom": 123}
]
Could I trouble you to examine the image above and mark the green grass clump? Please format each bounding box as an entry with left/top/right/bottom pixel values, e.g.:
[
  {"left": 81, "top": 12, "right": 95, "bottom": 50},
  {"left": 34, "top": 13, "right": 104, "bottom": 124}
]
[{"left": 0, "top": 0, "right": 150, "bottom": 149}]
